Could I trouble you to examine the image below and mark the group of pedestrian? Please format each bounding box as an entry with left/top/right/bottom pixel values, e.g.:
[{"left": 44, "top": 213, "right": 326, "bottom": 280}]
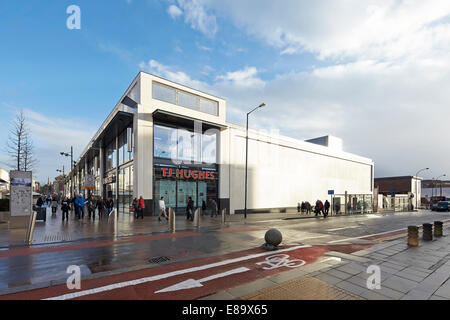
[
  {"left": 48, "top": 194, "right": 116, "bottom": 222},
  {"left": 298, "top": 201, "right": 312, "bottom": 214},
  {"left": 298, "top": 200, "right": 331, "bottom": 218},
  {"left": 131, "top": 196, "right": 146, "bottom": 220}
]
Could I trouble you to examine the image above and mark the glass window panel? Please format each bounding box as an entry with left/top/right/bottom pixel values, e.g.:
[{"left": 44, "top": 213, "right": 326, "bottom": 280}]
[
  {"left": 118, "top": 132, "right": 125, "bottom": 166},
  {"left": 202, "top": 131, "right": 217, "bottom": 164},
  {"left": 153, "top": 82, "right": 175, "bottom": 104},
  {"left": 177, "top": 128, "right": 195, "bottom": 162},
  {"left": 154, "top": 125, "right": 177, "bottom": 159},
  {"left": 199, "top": 98, "right": 218, "bottom": 115},
  {"left": 178, "top": 90, "right": 198, "bottom": 110}
]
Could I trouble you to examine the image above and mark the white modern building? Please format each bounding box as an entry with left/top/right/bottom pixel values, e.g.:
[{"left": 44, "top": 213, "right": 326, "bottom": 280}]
[{"left": 67, "top": 72, "right": 374, "bottom": 216}]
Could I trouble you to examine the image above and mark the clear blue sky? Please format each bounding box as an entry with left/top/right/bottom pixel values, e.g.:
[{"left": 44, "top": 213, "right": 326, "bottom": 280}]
[{"left": 1, "top": 1, "right": 449, "bottom": 183}]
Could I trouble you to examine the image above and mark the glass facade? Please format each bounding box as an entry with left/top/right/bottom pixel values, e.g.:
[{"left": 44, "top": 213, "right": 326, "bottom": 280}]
[
  {"left": 154, "top": 124, "right": 217, "bottom": 164},
  {"left": 105, "top": 141, "right": 116, "bottom": 172},
  {"left": 118, "top": 165, "right": 133, "bottom": 214},
  {"left": 333, "top": 194, "right": 373, "bottom": 214},
  {"left": 153, "top": 166, "right": 218, "bottom": 214},
  {"left": 153, "top": 122, "right": 219, "bottom": 215},
  {"left": 152, "top": 81, "right": 219, "bottom": 116}
]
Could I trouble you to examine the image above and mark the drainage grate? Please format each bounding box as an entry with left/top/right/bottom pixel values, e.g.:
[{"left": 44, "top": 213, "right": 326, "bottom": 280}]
[
  {"left": 148, "top": 256, "right": 171, "bottom": 264},
  {"left": 43, "top": 233, "right": 73, "bottom": 242}
]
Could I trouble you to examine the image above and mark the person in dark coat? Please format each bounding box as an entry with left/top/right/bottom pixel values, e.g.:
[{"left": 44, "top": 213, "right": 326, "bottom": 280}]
[
  {"left": 324, "top": 200, "right": 330, "bottom": 217},
  {"left": 202, "top": 200, "right": 207, "bottom": 216},
  {"left": 186, "top": 197, "right": 194, "bottom": 220},
  {"left": 97, "top": 197, "right": 105, "bottom": 219},
  {"left": 61, "top": 196, "right": 70, "bottom": 221},
  {"left": 37, "top": 197, "right": 44, "bottom": 208},
  {"left": 209, "top": 198, "right": 218, "bottom": 217},
  {"left": 106, "top": 198, "right": 114, "bottom": 215},
  {"left": 305, "top": 201, "right": 311, "bottom": 214},
  {"left": 132, "top": 198, "right": 138, "bottom": 219}
]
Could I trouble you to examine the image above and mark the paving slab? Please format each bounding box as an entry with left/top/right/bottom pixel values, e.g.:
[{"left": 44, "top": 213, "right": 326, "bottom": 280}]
[{"left": 382, "top": 275, "right": 418, "bottom": 293}]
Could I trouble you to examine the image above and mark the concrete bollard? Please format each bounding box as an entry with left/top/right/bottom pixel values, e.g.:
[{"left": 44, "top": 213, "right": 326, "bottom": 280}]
[
  {"left": 407, "top": 226, "right": 419, "bottom": 246},
  {"left": 168, "top": 208, "right": 175, "bottom": 233},
  {"left": 193, "top": 208, "right": 200, "bottom": 227},
  {"left": 434, "top": 221, "right": 443, "bottom": 237},
  {"left": 221, "top": 208, "right": 226, "bottom": 224},
  {"left": 423, "top": 223, "right": 433, "bottom": 241},
  {"left": 261, "top": 228, "right": 283, "bottom": 251}
]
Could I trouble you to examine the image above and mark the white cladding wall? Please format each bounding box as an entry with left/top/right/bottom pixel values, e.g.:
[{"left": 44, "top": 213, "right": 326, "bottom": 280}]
[{"left": 225, "top": 127, "right": 373, "bottom": 213}]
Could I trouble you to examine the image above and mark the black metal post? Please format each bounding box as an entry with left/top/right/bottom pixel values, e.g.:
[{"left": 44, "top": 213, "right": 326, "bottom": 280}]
[
  {"left": 244, "top": 103, "right": 265, "bottom": 219},
  {"left": 70, "top": 146, "right": 73, "bottom": 199},
  {"left": 244, "top": 113, "right": 249, "bottom": 219}
]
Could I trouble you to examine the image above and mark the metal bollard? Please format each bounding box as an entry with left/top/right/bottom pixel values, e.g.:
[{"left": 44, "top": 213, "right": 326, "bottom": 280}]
[
  {"left": 434, "top": 221, "right": 443, "bottom": 237},
  {"left": 408, "top": 226, "right": 419, "bottom": 246},
  {"left": 221, "top": 208, "right": 226, "bottom": 224},
  {"left": 423, "top": 223, "right": 433, "bottom": 241},
  {"left": 26, "top": 211, "right": 37, "bottom": 245},
  {"left": 193, "top": 208, "right": 200, "bottom": 227},
  {"left": 168, "top": 208, "right": 176, "bottom": 233}
]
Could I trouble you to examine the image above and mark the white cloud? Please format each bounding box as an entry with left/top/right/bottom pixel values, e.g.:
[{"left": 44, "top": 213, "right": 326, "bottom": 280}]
[
  {"left": 167, "top": 4, "right": 183, "bottom": 19},
  {"left": 169, "top": 0, "right": 218, "bottom": 37},
  {"left": 202, "top": 0, "right": 450, "bottom": 61},
  {"left": 196, "top": 43, "right": 212, "bottom": 51},
  {"left": 216, "top": 67, "right": 265, "bottom": 89}
]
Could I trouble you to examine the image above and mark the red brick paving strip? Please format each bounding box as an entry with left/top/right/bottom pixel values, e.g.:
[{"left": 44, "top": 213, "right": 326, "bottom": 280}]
[{"left": 0, "top": 232, "right": 200, "bottom": 259}]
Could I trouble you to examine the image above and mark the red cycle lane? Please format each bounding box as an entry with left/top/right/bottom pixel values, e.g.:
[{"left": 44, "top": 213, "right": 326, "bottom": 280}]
[{"left": 0, "top": 243, "right": 372, "bottom": 300}]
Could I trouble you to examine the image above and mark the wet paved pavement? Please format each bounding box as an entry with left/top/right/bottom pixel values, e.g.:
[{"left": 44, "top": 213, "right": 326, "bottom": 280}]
[{"left": 0, "top": 209, "right": 449, "bottom": 298}]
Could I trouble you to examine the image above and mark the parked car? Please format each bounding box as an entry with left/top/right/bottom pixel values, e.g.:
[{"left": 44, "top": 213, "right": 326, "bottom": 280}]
[{"left": 436, "top": 201, "right": 450, "bottom": 212}]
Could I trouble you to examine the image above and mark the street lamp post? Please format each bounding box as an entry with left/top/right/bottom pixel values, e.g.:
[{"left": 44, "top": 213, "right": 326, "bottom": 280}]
[
  {"left": 60, "top": 146, "right": 74, "bottom": 198},
  {"left": 415, "top": 167, "right": 429, "bottom": 210},
  {"left": 56, "top": 165, "right": 65, "bottom": 196},
  {"left": 244, "top": 103, "right": 266, "bottom": 219}
]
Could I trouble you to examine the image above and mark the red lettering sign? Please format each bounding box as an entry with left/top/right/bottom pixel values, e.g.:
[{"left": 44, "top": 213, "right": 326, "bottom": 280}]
[{"left": 161, "top": 168, "right": 215, "bottom": 180}]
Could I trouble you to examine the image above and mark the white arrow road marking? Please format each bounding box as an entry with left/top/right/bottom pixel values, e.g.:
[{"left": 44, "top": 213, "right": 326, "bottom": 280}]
[
  {"left": 44, "top": 244, "right": 311, "bottom": 300},
  {"left": 155, "top": 267, "right": 250, "bottom": 293}
]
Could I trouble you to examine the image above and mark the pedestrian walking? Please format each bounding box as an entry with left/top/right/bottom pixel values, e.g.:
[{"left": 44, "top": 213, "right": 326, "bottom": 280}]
[
  {"left": 202, "top": 200, "right": 207, "bottom": 216},
  {"left": 334, "top": 203, "right": 340, "bottom": 214},
  {"left": 297, "top": 202, "right": 301, "bottom": 213},
  {"left": 87, "top": 195, "right": 96, "bottom": 220},
  {"left": 158, "top": 196, "right": 168, "bottom": 222},
  {"left": 106, "top": 198, "right": 114, "bottom": 216},
  {"left": 186, "top": 197, "right": 194, "bottom": 221},
  {"left": 209, "top": 198, "right": 218, "bottom": 217},
  {"left": 37, "top": 196, "right": 44, "bottom": 208},
  {"left": 61, "top": 196, "right": 70, "bottom": 221},
  {"left": 97, "top": 197, "right": 105, "bottom": 219},
  {"left": 51, "top": 192, "right": 58, "bottom": 214},
  {"left": 324, "top": 200, "right": 330, "bottom": 217},
  {"left": 74, "top": 194, "right": 85, "bottom": 219},
  {"left": 138, "top": 196, "right": 145, "bottom": 219},
  {"left": 132, "top": 197, "right": 138, "bottom": 219},
  {"left": 305, "top": 201, "right": 311, "bottom": 214}
]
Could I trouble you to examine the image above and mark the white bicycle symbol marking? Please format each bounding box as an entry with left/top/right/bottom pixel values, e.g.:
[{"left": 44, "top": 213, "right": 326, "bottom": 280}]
[{"left": 256, "top": 254, "right": 306, "bottom": 270}]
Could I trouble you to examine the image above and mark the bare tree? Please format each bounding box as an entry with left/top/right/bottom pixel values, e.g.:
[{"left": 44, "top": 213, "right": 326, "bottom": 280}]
[
  {"left": 22, "top": 134, "right": 38, "bottom": 171},
  {"left": 5, "top": 110, "right": 37, "bottom": 171}
]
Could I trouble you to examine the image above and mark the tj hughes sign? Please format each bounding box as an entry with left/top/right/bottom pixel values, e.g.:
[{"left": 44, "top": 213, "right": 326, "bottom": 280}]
[{"left": 161, "top": 168, "right": 216, "bottom": 180}]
